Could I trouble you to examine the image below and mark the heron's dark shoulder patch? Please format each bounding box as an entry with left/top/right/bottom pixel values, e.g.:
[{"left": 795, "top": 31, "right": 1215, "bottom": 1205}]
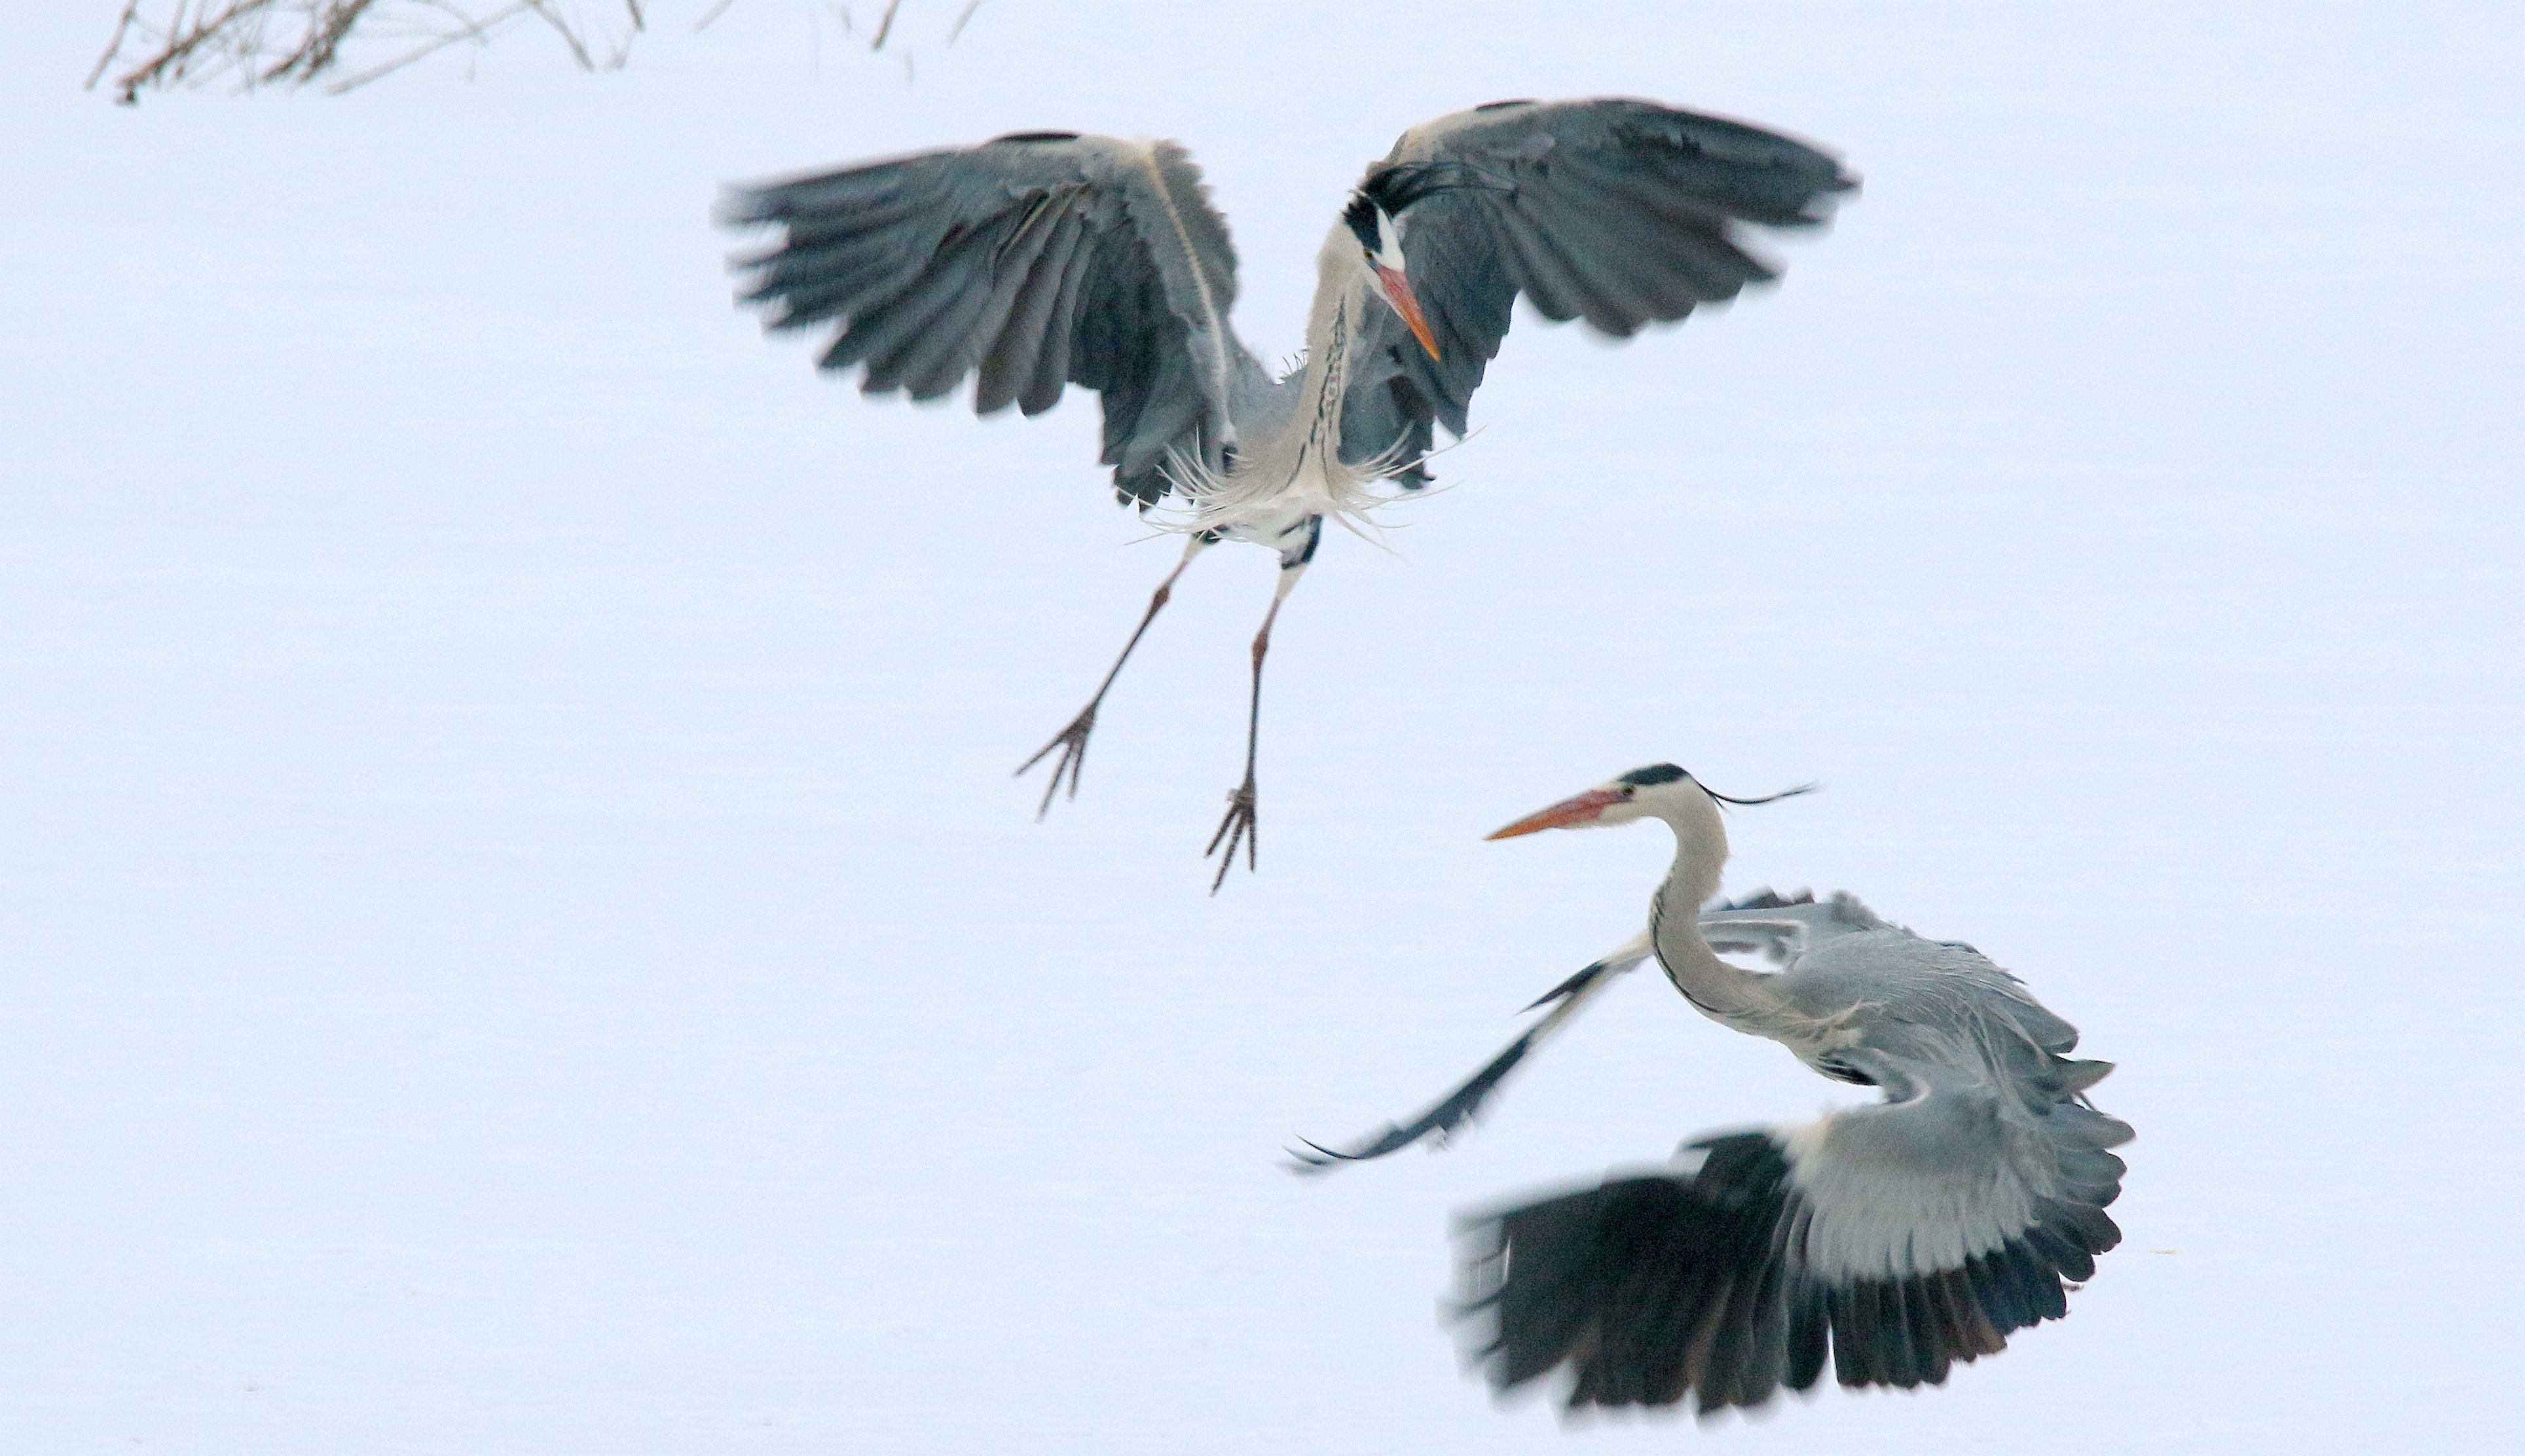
[
  {"left": 990, "top": 130, "right": 1081, "bottom": 145},
  {"left": 1617, "top": 763, "right": 1689, "bottom": 787},
  {"left": 1474, "top": 98, "right": 1537, "bottom": 113}
]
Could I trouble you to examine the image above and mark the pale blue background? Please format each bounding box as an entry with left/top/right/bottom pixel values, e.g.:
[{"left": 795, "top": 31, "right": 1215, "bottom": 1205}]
[{"left": 5, "top": 3, "right": 2518, "bottom": 1450}]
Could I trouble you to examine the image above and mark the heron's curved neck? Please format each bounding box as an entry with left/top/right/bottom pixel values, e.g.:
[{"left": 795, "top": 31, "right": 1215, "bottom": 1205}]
[
  {"left": 1294, "top": 227, "right": 1373, "bottom": 446},
  {"left": 1649, "top": 805, "right": 1782, "bottom": 1024}
]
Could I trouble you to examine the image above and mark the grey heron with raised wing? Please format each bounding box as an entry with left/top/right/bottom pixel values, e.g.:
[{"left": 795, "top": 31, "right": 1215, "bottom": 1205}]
[
  {"left": 1296, "top": 764, "right": 2133, "bottom": 1415},
  {"left": 722, "top": 101, "right": 1854, "bottom": 890}
]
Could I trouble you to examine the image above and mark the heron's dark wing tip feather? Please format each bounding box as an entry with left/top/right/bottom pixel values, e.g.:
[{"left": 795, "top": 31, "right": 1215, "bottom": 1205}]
[
  {"left": 1281, "top": 1139, "right": 1365, "bottom": 1176},
  {"left": 1519, "top": 953, "right": 1627, "bottom": 1013},
  {"left": 1287, "top": 1028, "right": 1544, "bottom": 1174},
  {"left": 1455, "top": 1134, "right": 1799, "bottom": 1413},
  {"left": 1457, "top": 1107, "right": 2130, "bottom": 1410}
]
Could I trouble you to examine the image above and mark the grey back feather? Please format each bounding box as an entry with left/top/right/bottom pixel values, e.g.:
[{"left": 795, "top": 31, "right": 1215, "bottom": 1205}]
[
  {"left": 1699, "top": 888, "right": 1890, "bottom": 964},
  {"left": 1760, "top": 927, "right": 2130, "bottom": 1288}
]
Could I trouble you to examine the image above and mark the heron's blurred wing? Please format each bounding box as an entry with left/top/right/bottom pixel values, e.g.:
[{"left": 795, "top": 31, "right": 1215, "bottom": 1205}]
[
  {"left": 724, "top": 133, "right": 1258, "bottom": 506},
  {"left": 1456, "top": 1051, "right": 2131, "bottom": 1413},
  {"left": 1339, "top": 98, "right": 1854, "bottom": 481},
  {"left": 1289, "top": 932, "right": 1653, "bottom": 1173}
]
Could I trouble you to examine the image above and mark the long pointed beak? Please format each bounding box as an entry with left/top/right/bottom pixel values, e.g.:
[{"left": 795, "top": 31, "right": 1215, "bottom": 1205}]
[
  {"left": 1374, "top": 265, "right": 1442, "bottom": 361},
  {"left": 1486, "top": 788, "right": 1626, "bottom": 840}
]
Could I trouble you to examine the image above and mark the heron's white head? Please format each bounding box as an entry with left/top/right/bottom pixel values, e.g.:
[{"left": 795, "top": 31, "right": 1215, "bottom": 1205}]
[
  {"left": 1339, "top": 194, "right": 1441, "bottom": 361},
  {"left": 1485, "top": 764, "right": 1818, "bottom": 841}
]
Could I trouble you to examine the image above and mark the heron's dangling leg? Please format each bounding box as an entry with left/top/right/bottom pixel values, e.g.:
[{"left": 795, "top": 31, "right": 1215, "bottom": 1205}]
[
  {"left": 1018, "top": 532, "right": 1216, "bottom": 820},
  {"left": 1206, "top": 515, "right": 1321, "bottom": 894}
]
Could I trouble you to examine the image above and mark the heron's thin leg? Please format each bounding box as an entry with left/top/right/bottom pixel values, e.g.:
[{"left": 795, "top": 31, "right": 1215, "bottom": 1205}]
[
  {"left": 1206, "top": 516, "right": 1320, "bottom": 894},
  {"left": 1018, "top": 534, "right": 1213, "bottom": 820}
]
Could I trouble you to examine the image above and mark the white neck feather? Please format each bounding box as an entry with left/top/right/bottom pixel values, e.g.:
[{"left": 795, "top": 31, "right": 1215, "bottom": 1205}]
[
  {"left": 1648, "top": 793, "right": 1785, "bottom": 1025},
  {"left": 1166, "top": 227, "right": 1395, "bottom": 539},
  {"left": 1295, "top": 225, "right": 1374, "bottom": 443}
]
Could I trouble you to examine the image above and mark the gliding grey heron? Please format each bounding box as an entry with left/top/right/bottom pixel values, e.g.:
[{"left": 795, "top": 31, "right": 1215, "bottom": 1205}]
[
  {"left": 722, "top": 101, "right": 1854, "bottom": 890},
  {"left": 1296, "top": 765, "right": 2133, "bottom": 1415}
]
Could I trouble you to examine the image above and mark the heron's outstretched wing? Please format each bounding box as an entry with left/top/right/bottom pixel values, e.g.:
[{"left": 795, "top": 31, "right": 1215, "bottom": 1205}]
[
  {"left": 723, "top": 133, "right": 1260, "bottom": 505},
  {"left": 1339, "top": 98, "right": 1854, "bottom": 482},
  {"left": 1457, "top": 1049, "right": 2131, "bottom": 1413},
  {"left": 1293, "top": 892, "right": 1886, "bottom": 1169},
  {"left": 1288, "top": 932, "right": 1653, "bottom": 1173}
]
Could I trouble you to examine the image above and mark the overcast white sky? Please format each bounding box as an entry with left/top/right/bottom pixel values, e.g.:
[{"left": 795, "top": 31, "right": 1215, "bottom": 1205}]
[{"left": 5, "top": 3, "right": 2520, "bottom": 1451}]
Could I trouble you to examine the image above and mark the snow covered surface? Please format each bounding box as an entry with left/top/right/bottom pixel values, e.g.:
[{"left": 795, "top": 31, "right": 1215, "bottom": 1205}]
[{"left": 5, "top": 3, "right": 2520, "bottom": 1451}]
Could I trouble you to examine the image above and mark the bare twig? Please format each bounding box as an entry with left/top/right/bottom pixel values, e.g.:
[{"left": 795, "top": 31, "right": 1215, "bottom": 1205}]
[
  {"left": 526, "top": 0, "right": 599, "bottom": 69},
  {"left": 319, "top": 0, "right": 535, "bottom": 93},
  {"left": 90, "top": 1, "right": 987, "bottom": 101},
  {"left": 103, "top": 0, "right": 258, "bottom": 102},
  {"left": 262, "top": 0, "right": 377, "bottom": 82},
  {"left": 87, "top": 1, "right": 147, "bottom": 89},
  {"left": 91, "top": 0, "right": 643, "bottom": 100}
]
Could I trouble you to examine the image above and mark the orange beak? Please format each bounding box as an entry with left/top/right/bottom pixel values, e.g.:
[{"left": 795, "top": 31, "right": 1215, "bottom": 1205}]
[
  {"left": 1374, "top": 265, "right": 1443, "bottom": 361},
  {"left": 1485, "top": 788, "right": 1626, "bottom": 840}
]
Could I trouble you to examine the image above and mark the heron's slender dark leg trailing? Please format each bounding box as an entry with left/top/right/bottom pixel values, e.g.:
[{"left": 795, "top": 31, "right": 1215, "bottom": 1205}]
[
  {"left": 1206, "top": 515, "right": 1320, "bottom": 894},
  {"left": 1017, "top": 532, "right": 1215, "bottom": 819}
]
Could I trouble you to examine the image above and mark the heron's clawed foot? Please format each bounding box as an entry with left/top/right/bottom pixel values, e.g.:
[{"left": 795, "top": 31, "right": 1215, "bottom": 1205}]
[
  {"left": 1016, "top": 705, "right": 1097, "bottom": 820},
  {"left": 1205, "top": 774, "right": 1259, "bottom": 894}
]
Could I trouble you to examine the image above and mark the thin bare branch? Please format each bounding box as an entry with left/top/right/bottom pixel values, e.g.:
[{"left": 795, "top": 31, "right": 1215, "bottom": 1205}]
[
  {"left": 88, "top": 1, "right": 147, "bottom": 89},
  {"left": 526, "top": 0, "right": 600, "bottom": 70},
  {"left": 90, "top": 2, "right": 989, "bottom": 101},
  {"left": 263, "top": 0, "right": 377, "bottom": 83},
  {"left": 318, "top": 0, "right": 536, "bottom": 93}
]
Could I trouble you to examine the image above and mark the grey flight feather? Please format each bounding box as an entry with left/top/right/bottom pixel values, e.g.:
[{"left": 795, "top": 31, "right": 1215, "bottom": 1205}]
[
  {"left": 1456, "top": 1095, "right": 2128, "bottom": 1411},
  {"left": 721, "top": 132, "right": 1265, "bottom": 506},
  {"left": 1338, "top": 98, "right": 1856, "bottom": 482}
]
